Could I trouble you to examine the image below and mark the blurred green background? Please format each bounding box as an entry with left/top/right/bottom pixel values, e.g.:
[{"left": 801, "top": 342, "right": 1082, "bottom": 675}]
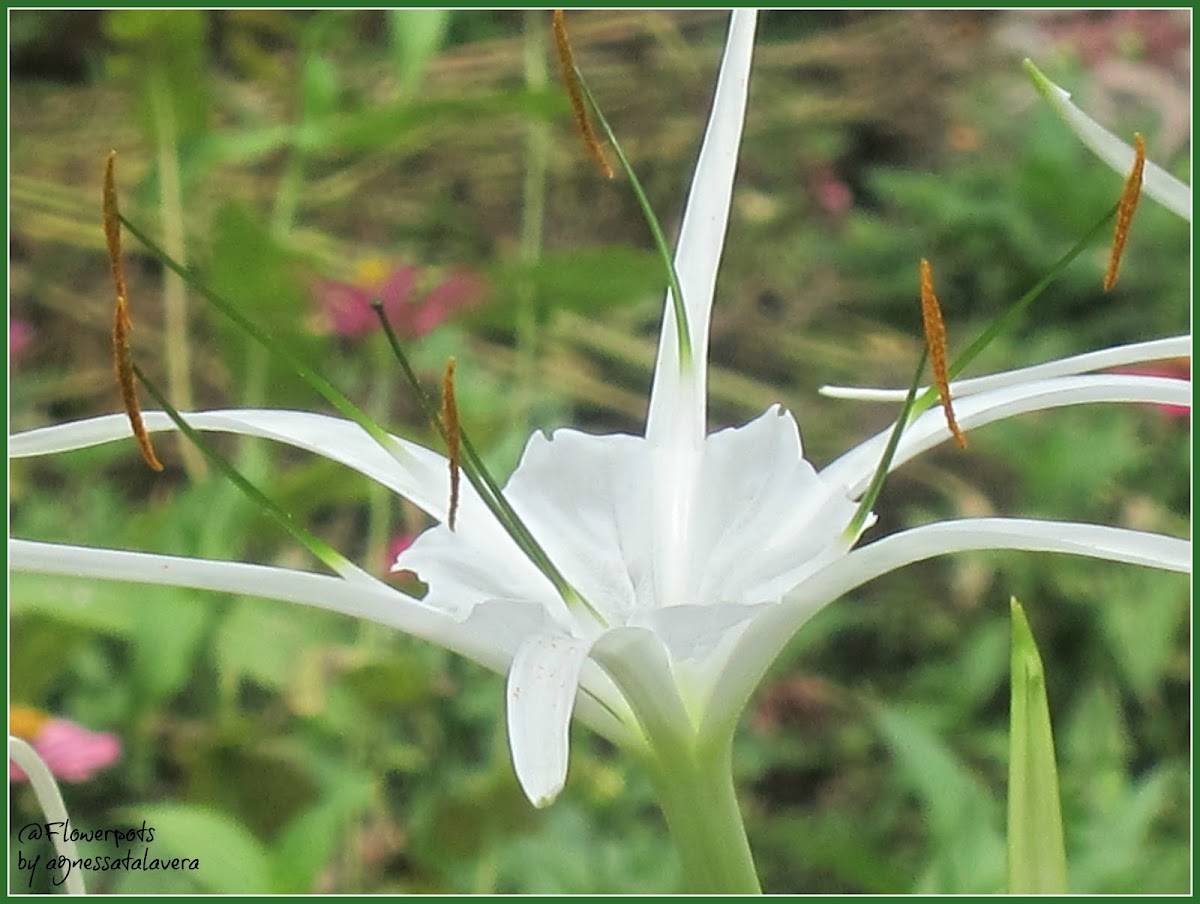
[{"left": 9, "top": 10, "right": 1190, "bottom": 893}]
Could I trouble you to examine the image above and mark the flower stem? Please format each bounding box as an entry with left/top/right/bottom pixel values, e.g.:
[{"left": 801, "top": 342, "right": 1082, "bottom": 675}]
[{"left": 646, "top": 737, "right": 761, "bottom": 894}]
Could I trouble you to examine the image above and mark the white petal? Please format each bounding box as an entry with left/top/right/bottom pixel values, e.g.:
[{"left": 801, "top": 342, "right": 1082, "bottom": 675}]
[
  {"left": 590, "top": 626, "right": 693, "bottom": 744},
  {"left": 462, "top": 601, "right": 635, "bottom": 747},
  {"left": 822, "top": 374, "right": 1190, "bottom": 498},
  {"left": 11, "top": 410, "right": 452, "bottom": 521},
  {"left": 642, "top": 10, "right": 756, "bottom": 613},
  {"left": 502, "top": 429, "right": 651, "bottom": 621},
  {"left": 8, "top": 738, "right": 86, "bottom": 894},
  {"left": 701, "top": 517, "right": 1190, "bottom": 739},
  {"left": 646, "top": 9, "right": 757, "bottom": 446},
  {"left": 1024, "top": 59, "right": 1191, "bottom": 221},
  {"left": 397, "top": 524, "right": 557, "bottom": 622},
  {"left": 635, "top": 602, "right": 767, "bottom": 664},
  {"left": 8, "top": 538, "right": 482, "bottom": 656},
  {"left": 12, "top": 539, "right": 634, "bottom": 748},
  {"left": 399, "top": 429, "right": 650, "bottom": 625},
  {"left": 821, "top": 335, "right": 1191, "bottom": 402},
  {"left": 417, "top": 410, "right": 856, "bottom": 627},
  {"left": 691, "top": 407, "right": 858, "bottom": 607},
  {"left": 506, "top": 633, "right": 592, "bottom": 807}
]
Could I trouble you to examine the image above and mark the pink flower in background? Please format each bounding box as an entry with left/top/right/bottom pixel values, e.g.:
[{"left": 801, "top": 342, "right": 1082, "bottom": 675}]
[
  {"left": 1111, "top": 359, "right": 1191, "bottom": 419},
  {"left": 1033, "top": 9, "right": 1190, "bottom": 71},
  {"left": 316, "top": 259, "right": 483, "bottom": 339},
  {"left": 810, "top": 163, "right": 853, "bottom": 218},
  {"left": 10, "top": 319, "right": 34, "bottom": 360},
  {"left": 9, "top": 706, "right": 121, "bottom": 783},
  {"left": 385, "top": 533, "right": 418, "bottom": 581}
]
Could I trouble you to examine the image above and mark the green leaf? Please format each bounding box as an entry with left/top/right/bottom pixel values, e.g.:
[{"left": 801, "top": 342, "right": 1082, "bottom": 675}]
[
  {"left": 873, "top": 704, "right": 1004, "bottom": 893},
  {"left": 271, "top": 768, "right": 375, "bottom": 893},
  {"left": 104, "top": 10, "right": 211, "bottom": 143},
  {"left": 1007, "top": 598, "right": 1068, "bottom": 894},
  {"left": 127, "top": 588, "right": 213, "bottom": 702},
  {"left": 481, "top": 246, "right": 662, "bottom": 329},
  {"left": 300, "top": 52, "right": 341, "bottom": 124},
  {"left": 208, "top": 202, "right": 314, "bottom": 349},
  {"left": 389, "top": 9, "right": 451, "bottom": 97},
  {"left": 214, "top": 597, "right": 325, "bottom": 694},
  {"left": 110, "top": 803, "right": 272, "bottom": 893}
]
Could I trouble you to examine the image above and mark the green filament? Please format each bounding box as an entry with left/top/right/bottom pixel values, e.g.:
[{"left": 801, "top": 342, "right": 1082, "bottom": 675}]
[{"left": 570, "top": 70, "right": 693, "bottom": 371}]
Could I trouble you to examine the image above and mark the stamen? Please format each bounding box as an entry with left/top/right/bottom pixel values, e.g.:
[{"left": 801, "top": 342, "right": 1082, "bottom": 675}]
[
  {"left": 105, "top": 152, "right": 164, "bottom": 472},
  {"left": 1104, "top": 132, "right": 1145, "bottom": 292},
  {"left": 440, "top": 357, "right": 461, "bottom": 531},
  {"left": 103, "top": 153, "right": 126, "bottom": 301},
  {"left": 552, "top": 9, "right": 614, "bottom": 179},
  {"left": 919, "top": 258, "right": 967, "bottom": 450}
]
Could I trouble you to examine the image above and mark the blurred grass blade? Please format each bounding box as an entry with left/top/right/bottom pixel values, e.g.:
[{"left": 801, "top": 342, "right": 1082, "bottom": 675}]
[
  {"left": 1008, "top": 598, "right": 1068, "bottom": 894},
  {"left": 389, "top": 9, "right": 451, "bottom": 98}
]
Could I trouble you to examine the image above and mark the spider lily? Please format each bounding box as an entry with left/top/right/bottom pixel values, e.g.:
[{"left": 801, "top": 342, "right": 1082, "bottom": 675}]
[{"left": 8, "top": 12, "right": 1190, "bottom": 892}]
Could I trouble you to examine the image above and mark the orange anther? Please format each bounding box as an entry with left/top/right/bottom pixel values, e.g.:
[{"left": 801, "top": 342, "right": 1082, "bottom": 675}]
[
  {"left": 106, "top": 152, "right": 163, "bottom": 472},
  {"left": 1104, "top": 132, "right": 1145, "bottom": 291},
  {"left": 553, "top": 10, "right": 614, "bottom": 180},
  {"left": 920, "top": 258, "right": 967, "bottom": 450}
]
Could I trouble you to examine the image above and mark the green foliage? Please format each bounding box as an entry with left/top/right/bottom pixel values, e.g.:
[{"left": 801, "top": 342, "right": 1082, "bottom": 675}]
[
  {"left": 481, "top": 246, "right": 663, "bottom": 329},
  {"left": 828, "top": 99, "right": 1189, "bottom": 348},
  {"left": 874, "top": 705, "right": 1005, "bottom": 894},
  {"left": 1007, "top": 599, "right": 1067, "bottom": 894},
  {"left": 104, "top": 11, "right": 210, "bottom": 145},
  {"left": 8, "top": 10, "right": 1189, "bottom": 896}
]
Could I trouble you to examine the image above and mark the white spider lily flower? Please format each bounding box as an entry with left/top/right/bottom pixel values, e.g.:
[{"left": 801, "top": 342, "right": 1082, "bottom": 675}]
[
  {"left": 9, "top": 11, "right": 1190, "bottom": 827},
  {"left": 1023, "top": 59, "right": 1191, "bottom": 221}
]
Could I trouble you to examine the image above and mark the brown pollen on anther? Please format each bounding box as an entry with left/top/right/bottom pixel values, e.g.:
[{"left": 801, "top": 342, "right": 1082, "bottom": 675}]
[
  {"left": 552, "top": 9, "right": 614, "bottom": 180},
  {"left": 105, "top": 152, "right": 163, "bottom": 472},
  {"left": 919, "top": 258, "right": 967, "bottom": 450},
  {"left": 1104, "top": 132, "right": 1145, "bottom": 292},
  {"left": 440, "top": 357, "right": 461, "bottom": 531}
]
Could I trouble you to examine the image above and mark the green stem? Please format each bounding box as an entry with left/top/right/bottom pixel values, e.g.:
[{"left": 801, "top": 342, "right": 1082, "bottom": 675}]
[{"left": 646, "top": 737, "right": 761, "bottom": 893}]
